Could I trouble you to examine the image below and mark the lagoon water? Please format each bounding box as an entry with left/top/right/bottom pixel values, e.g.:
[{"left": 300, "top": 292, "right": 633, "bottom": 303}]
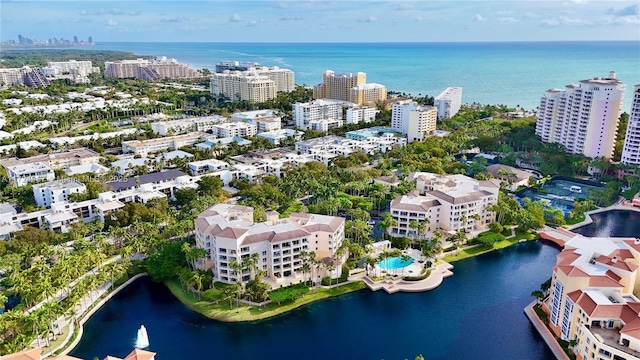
[
  {"left": 573, "top": 210, "right": 640, "bottom": 238},
  {"left": 92, "top": 41, "right": 640, "bottom": 109},
  {"left": 71, "top": 241, "right": 557, "bottom": 360}
]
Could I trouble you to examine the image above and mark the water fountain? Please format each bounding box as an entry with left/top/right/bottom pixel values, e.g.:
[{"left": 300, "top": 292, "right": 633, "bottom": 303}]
[{"left": 135, "top": 325, "right": 149, "bottom": 349}]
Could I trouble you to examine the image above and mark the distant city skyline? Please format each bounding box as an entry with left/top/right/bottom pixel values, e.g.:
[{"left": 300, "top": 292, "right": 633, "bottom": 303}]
[{"left": 1, "top": 1, "right": 639, "bottom": 43}]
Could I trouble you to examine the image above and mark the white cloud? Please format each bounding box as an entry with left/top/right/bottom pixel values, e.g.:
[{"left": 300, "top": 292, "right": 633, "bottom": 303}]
[
  {"left": 275, "top": 1, "right": 289, "bottom": 9},
  {"left": 358, "top": 15, "right": 378, "bottom": 23},
  {"left": 394, "top": 3, "right": 413, "bottom": 11},
  {"left": 415, "top": 16, "right": 423, "bottom": 22},
  {"left": 473, "top": 14, "right": 486, "bottom": 22},
  {"left": 571, "top": 0, "right": 587, "bottom": 4},
  {"left": 109, "top": 8, "right": 124, "bottom": 16},
  {"left": 496, "top": 10, "right": 512, "bottom": 15},
  {"left": 499, "top": 17, "right": 519, "bottom": 24},
  {"left": 128, "top": 11, "right": 141, "bottom": 16},
  {"left": 229, "top": 13, "right": 243, "bottom": 22},
  {"left": 279, "top": 16, "right": 303, "bottom": 21},
  {"left": 107, "top": 19, "right": 118, "bottom": 27},
  {"left": 541, "top": 16, "right": 592, "bottom": 27},
  {"left": 161, "top": 16, "right": 192, "bottom": 23},
  {"left": 523, "top": 12, "right": 538, "bottom": 19}
]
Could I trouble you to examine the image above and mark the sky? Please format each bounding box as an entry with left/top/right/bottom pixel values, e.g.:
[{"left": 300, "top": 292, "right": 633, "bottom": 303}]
[{"left": 1, "top": 0, "right": 639, "bottom": 43}]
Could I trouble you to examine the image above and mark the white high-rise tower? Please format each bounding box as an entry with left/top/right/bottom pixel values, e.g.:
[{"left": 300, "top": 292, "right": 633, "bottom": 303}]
[
  {"left": 535, "top": 72, "right": 625, "bottom": 159},
  {"left": 621, "top": 84, "right": 640, "bottom": 166}
]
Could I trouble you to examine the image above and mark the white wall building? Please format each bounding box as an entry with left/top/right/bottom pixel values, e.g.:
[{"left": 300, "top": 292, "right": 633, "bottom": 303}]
[
  {"left": 121, "top": 132, "right": 214, "bottom": 157},
  {"left": 151, "top": 116, "right": 227, "bottom": 136},
  {"left": 293, "top": 99, "right": 354, "bottom": 130},
  {"left": 212, "top": 122, "right": 257, "bottom": 138},
  {"left": 388, "top": 172, "right": 498, "bottom": 236},
  {"left": 346, "top": 105, "right": 378, "bottom": 125},
  {"left": 231, "top": 110, "right": 282, "bottom": 133},
  {"left": 434, "top": 87, "right": 463, "bottom": 120},
  {"left": 194, "top": 204, "right": 345, "bottom": 285},
  {"left": 32, "top": 179, "right": 87, "bottom": 208},
  {"left": 535, "top": 72, "right": 625, "bottom": 159},
  {"left": 621, "top": 84, "right": 640, "bottom": 166},
  {"left": 257, "top": 129, "right": 304, "bottom": 145},
  {"left": 6, "top": 162, "right": 55, "bottom": 187},
  {"left": 309, "top": 119, "right": 344, "bottom": 132},
  {"left": 391, "top": 100, "right": 437, "bottom": 142}
]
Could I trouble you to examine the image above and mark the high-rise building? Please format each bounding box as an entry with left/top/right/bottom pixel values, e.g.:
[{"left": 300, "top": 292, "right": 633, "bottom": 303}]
[
  {"left": 391, "top": 100, "right": 437, "bottom": 142},
  {"left": 434, "top": 87, "right": 463, "bottom": 120},
  {"left": 293, "top": 99, "right": 353, "bottom": 130},
  {"left": 215, "top": 61, "right": 260, "bottom": 73},
  {"left": 44, "top": 60, "right": 99, "bottom": 77},
  {"left": 105, "top": 57, "right": 201, "bottom": 80},
  {"left": 313, "top": 70, "right": 387, "bottom": 105},
  {"left": 313, "top": 70, "right": 367, "bottom": 102},
  {"left": 0, "top": 66, "right": 50, "bottom": 87},
  {"left": 73, "top": 35, "right": 79, "bottom": 44},
  {"left": 621, "top": 84, "right": 640, "bottom": 166},
  {"left": 349, "top": 83, "right": 387, "bottom": 105},
  {"left": 211, "top": 71, "right": 277, "bottom": 102},
  {"left": 535, "top": 72, "right": 625, "bottom": 159},
  {"left": 88, "top": 36, "right": 93, "bottom": 44}
]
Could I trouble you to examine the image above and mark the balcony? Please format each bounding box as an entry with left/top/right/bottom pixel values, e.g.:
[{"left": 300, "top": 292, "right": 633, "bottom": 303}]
[{"left": 588, "top": 323, "right": 640, "bottom": 359}]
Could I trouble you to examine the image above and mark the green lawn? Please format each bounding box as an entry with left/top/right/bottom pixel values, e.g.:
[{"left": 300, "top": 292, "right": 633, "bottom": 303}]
[
  {"left": 165, "top": 278, "right": 366, "bottom": 322},
  {"left": 443, "top": 231, "right": 537, "bottom": 263},
  {"left": 565, "top": 213, "right": 585, "bottom": 226}
]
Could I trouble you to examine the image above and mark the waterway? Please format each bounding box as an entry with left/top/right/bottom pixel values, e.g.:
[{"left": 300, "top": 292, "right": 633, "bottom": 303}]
[
  {"left": 572, "top": 210, "right": 640, "bottom": 238},
  {"left": 71, "top": 241, "right": 557, "bottom": 360}
]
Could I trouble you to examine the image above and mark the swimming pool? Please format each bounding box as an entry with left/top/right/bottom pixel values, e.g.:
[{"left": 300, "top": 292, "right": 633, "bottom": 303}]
[{"left": 378, "top": 256, "right": 414, "bottom": 269}]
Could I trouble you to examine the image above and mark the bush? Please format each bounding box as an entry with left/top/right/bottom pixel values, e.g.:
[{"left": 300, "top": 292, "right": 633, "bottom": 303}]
[
  {"left": 403, "top": 270, "right": 432, "bottom": 281},
  {"left": 475, "top": 232, "right": 506, "bottom": 247},
  {"left": 269, "top": 283, "right": 310, "bottom": 304}
]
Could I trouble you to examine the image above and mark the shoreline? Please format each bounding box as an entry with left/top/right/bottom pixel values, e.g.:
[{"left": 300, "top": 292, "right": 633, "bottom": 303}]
[
  {"left": 565, "top": 203, "right": 640, "bottom": 231},
  {"left": 52, "top": 273, "right": 148, "bottom": 358},
  {"left": 165, "top": 278, "right": 367, "bottom": 323}
]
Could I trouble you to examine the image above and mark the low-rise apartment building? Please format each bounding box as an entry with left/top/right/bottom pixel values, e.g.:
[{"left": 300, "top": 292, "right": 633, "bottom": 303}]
[
  {"left": 195, "top": 204, "right": 345, "bottom": 286},
  {"left": 257, "top": 129, "right": 303, "bottom": 145},
  {"left": 6, "top": 162, "right": 55, "bottom": 187},
  {"left": 151, "top": 116, "right": 227, "bottom": 136},
  {"left": 32, "top": 179, "right": 87, "bottom": 208},
  {"left": 388, "top": 172, "right": 498, "bottom": 236},
  {"left": 121, "top": 132, "right": 214, "bottom": 157},
  {"left": 231, "top": 110, "right": 282, "bottom": 132},
  {"left": 0, "top": 148, "right": 101, "bottom": 170},
  {"left": 212, "top": 122, "right": 257, "bottom": 138},
  {"left": 541, "top": 234, "right": 640, "bottom": 360}
]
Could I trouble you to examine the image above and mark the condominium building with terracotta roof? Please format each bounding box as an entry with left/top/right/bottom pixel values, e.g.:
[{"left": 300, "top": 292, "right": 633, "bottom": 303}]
[
  {"left": 541, "top": 234, "right": 640, "bottom": 360},
  {"left": 195, "top": 204, "right": 345, "bottom": 286},
  {"left": 388, "top": 172, "right": 498, "bottom": 237}
]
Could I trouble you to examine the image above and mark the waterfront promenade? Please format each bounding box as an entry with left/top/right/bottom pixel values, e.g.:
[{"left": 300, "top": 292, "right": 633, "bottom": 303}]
[{"left": 523, "top": 301, "right": 570, "bottom": 360}]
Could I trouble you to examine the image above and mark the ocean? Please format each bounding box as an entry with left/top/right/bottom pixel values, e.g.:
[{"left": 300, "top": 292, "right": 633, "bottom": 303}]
[{"left": 93, "top": 41, "right": 639, "bottom": 110}]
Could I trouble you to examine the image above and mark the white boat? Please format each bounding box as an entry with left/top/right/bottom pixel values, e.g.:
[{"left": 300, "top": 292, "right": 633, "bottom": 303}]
[{"left": 569, "top": 186, "right": 582, "bottom": 193}]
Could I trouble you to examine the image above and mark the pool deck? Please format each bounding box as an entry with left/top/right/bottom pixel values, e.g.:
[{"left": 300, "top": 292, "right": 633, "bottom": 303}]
[{"left": 361, "top": 260, "right": 454, "bottom": 294}]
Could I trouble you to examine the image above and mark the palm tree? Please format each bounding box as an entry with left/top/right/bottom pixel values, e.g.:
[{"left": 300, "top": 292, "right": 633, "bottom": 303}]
[
  {"left": 188, "top": 272, "right": 204, "bottom": 301},
  {"left": 0, "top": 292, "right": 7, "bottom": 311},
  {"left": 399, "top": 254, "right": 412, "bottom": 277}
]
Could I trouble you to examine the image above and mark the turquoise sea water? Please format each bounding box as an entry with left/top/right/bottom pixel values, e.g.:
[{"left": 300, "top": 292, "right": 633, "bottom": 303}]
[{"left": 92, "top": 41, "right": 640, "bottom": 109}]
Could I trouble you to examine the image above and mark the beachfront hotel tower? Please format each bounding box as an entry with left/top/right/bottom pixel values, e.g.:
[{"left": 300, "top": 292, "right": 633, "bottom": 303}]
[
  {"left": 313, "top": 70, "right": 387, "bottom": 105},
  {"left": 535, "top": 72, "right": 625, "bottom": 159},
  {"left": 621, "top": 85, "right": 640, "bottom": 166},
  {"left": 391, "top": 100, "right": 437, "bottom": 143},
  {"left": 434, "top": 87, "right": 463, "bottom": 120}
]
